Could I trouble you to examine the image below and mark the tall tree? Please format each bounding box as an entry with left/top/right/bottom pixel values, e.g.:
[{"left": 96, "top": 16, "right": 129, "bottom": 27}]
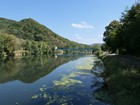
[
  {"left": 103, "top": 20, "right": 121, "bottom": 53},
  {"left": 120, "top": 3, "right": 140, "bottom": 54},
  {"left": 103, "top": 3, "right": 140, "bottom": 55},
  {"left": 0, "top": 34, "right": 17, "bottom": 56}
]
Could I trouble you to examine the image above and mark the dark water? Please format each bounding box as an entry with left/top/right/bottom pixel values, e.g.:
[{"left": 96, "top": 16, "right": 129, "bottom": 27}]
[{"left": 0, "top": 55, "right": 106, "bottom": 105}]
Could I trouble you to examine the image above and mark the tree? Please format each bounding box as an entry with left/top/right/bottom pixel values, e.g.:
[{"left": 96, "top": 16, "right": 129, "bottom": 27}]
[
  {"left": 103, "top": 3, "right": 140, "bottom": 55},
  {"left": 103, "top": 20, "right": 121, "bottom": 53},
  {"left": 0, "top": 34, "right": 17, "bottom": 56},
  {"left": 120, "top": 4, "right": 140, "bottom": 54},
  {"left": 0, "top": 35, "right": 5, "bottom": 56},
  {"left": 92, "top": 44, "right": 102, "bottom": 56},
  {"left": 101, "top": 43, "right": 108, "bottom": 51}
]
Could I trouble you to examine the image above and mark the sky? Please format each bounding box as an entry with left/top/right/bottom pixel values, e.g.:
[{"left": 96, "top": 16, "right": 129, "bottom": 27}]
[{"left": 0, "top": 0, "right": 137, "bottom": 45}]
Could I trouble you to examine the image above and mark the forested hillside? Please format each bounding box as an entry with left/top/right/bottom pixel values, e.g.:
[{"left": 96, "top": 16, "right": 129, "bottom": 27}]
[{"left": 0, "top": 18, "right": 88, "bottom": 56}]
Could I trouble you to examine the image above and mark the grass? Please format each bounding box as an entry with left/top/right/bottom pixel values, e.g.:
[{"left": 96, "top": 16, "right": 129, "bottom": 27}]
[{"left": 101, "top": 55, "right": 140, "bottom": 105}]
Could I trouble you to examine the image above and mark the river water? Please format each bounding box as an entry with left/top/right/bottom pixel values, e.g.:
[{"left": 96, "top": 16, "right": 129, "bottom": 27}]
[{"left": 0, "top": 55, "right": 106, "bottom": 105}]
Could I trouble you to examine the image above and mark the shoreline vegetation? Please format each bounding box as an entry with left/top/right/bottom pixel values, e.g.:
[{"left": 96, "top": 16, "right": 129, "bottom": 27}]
[
  {"left": 94, "top": 3, "right": 140, "bottom": 105},
  {"left": 95, "top": 53, "right": 140, "bottom": 105},
  {"left": 102, "top": 3, "right": 140, "bottom": 56}
]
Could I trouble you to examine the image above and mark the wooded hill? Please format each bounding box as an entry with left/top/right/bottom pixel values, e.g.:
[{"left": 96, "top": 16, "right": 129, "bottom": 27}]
[{"left": 0, "top": 18, "right": 89, "bottom": 56}]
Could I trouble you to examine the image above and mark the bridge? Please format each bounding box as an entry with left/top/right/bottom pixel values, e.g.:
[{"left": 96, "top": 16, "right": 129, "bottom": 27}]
[
  {"left": 57, "top": 48, "right": 93, "bottom": 51},
  {"left": 55, "top": 47, "right": 93, "bottom": 54}
]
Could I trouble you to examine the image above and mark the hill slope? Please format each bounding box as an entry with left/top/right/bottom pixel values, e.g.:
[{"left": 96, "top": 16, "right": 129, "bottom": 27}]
[
  {"left": 0, "top": 18, "right": 88, "bottom": 56},
  {"left": 0, "top": 18, "right": 86, "bottom": 48}
]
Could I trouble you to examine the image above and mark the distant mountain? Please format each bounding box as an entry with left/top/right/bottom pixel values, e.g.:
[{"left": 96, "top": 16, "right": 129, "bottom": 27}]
[
  {"left": 0, "top": 17, "right": 87, "bottom": 48},
  {"left": 90, "top": 43, "right": 103, "bottom": 46}
]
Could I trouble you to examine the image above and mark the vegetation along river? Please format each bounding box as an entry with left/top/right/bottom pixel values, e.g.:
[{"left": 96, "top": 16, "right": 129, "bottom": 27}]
[{"left": 0, "top": 55, "right": 107, "bottom": 105}]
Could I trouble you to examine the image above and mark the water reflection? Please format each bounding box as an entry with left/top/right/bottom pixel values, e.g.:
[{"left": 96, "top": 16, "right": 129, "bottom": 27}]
[
  {"left": 29, "top": 56, "right": 106, "bottom": 105},
  {"left": 0, "top": 55, "right": 78, "bottom": 83},
  {"left": 0, "top": 55, "right": 107, "bottom": 105},
  {"left": 91, "top": 60, "right": 104, "bottom": 91}
]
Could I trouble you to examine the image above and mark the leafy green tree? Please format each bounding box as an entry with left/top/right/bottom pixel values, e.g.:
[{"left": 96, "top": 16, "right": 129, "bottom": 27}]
[
  {"left": 103, "top": 20, "right": 121, "bottom": 53},
  {"left": 92, "top": 44, "right": 101, "bottom": 52},
  {"left": 4, "top": 34, "right": 17, "bottom": 56},
  {"left": 103, "top": 3, "right": 140, "bottom": 55},
  {"left": 101, "top": 43, "right": 108, "bottom": 51},
  {"left": 0, "top": 34, "right": 17, "bottom": 56},
  {"left": 0, "top": 35, "right": 5, "bottom": 56},
  {"left": 120, "top": 4, "right": 140, "bottom": 54},
  {"left": 92, "top": 44, "right": 102, "bottom": 56}
]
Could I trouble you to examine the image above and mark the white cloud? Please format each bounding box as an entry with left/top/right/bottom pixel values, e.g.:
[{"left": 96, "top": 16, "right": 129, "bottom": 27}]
[{"left": 71, "top": 21, "right": 94, "bottom": 29}]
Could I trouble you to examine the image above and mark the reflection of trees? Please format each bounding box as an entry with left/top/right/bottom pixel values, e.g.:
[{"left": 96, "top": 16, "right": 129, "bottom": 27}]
[
  {"left": 90, "top": 59, "right": 107, "bottom": 105},
  {"left": 92, "top": 60, "right": 105, "bottom": 75},
  {"left": 30, "top": 57, "right": 97, "bottom": 105},
  {"left": 0, "top": 56, "right": 77, "bottom": 83},
  {"left": 91, "top": 60, "right": 104, "bottom": 92},
  {"left": 29, "top": 57, "right": 105, "bottom": 105}
]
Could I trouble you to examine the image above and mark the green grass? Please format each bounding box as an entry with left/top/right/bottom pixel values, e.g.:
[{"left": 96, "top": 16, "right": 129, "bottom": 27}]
[{"left": 101, "top": 55, "right": 140, "bottom": 105}]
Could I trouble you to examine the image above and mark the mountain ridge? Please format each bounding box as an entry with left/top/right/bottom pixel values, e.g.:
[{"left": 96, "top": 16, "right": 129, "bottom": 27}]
[
  {"left": 0, "top": 17, "right": 88, "bottom": 47},
  {"left": 0, "top": 17, "right": 89, "bottom": 56}
]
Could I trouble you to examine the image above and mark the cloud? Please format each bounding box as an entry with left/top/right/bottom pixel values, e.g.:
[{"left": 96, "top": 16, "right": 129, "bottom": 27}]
[{"left": 71, "top": 21, "right": 94, "bottom": 29}]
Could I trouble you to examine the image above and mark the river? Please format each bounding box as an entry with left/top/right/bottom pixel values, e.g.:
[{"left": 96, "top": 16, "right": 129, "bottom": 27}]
[{"left": 0, "top": 55, "right": 107, "bottom": 105}]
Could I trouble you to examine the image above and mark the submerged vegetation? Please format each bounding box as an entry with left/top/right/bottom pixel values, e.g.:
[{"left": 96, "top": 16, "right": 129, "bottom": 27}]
[
  {"left": 76, "top": 57, "right": 94, "bottom": 70},
  {"left": 30, "top": 56, "right": 105, "bottom": 105},
  {"left": 31, "top": 69, "right": 88, "bottom": 105},
  {"left": 53, "top": 74, "right": 82, "bottom": 87}
]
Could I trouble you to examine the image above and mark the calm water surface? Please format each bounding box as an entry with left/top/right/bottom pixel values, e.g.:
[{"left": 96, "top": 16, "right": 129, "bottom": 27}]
[{"left": 0, "top": 55, "right": 106, "bottom": 105}]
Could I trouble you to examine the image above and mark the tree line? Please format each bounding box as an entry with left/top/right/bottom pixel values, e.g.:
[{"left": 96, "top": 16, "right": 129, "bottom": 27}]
[
  {"left": 103, "top": 3, "right": 140, "bottom": 55},
  {"left": 0, "top": 33, "right": 51, "bottom": 57}
]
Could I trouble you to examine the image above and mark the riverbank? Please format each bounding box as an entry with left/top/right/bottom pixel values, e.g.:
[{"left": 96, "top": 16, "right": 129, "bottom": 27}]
[{"left": 100, "top": 55, "right": 140, "bottom": 105}]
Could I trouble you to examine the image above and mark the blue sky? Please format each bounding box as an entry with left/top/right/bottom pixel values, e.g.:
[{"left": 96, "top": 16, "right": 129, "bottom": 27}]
[{"left": 0, "top": 0, "right": 136, "bottom": 44}]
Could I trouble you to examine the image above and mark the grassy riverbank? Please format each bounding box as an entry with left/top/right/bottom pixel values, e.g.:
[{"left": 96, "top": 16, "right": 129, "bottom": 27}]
[{"left": 101, "top": 55, "right": 140, "bottom": 105}]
